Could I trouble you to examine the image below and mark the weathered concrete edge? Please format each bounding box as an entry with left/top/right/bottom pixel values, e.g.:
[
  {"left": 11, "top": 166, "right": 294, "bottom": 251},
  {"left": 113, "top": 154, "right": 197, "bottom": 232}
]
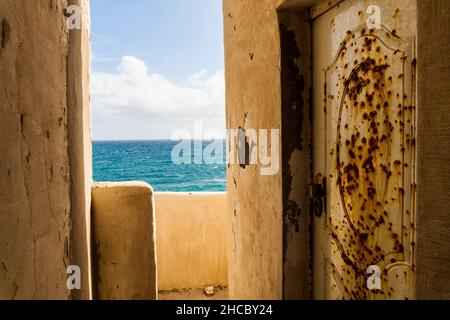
[
  {"left": 91, "top": 181, "right": 157, "bottom": 300},
  {"left": 93, "top": 181, "right": 154, "bottom": 191},
  {"left": 67, "top": 0, "right": 92, "bottom": 300},
  {"left": 155, "top": 191, "right": 226, "bottom": 195}
]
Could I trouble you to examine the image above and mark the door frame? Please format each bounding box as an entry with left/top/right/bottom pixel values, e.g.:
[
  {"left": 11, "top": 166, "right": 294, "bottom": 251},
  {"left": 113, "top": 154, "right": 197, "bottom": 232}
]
[{"left": 277, "top": 0, "right": 450, "bottom": 300}]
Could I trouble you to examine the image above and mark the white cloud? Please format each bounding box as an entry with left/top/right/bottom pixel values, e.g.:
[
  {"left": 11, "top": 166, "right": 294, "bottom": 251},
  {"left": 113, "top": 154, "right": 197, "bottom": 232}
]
[
  {"left": 188, "top": 69, "right": 208, "bottom": 84},
  {"left": 91, "top": 56, "right": 225, "bottom": 120}
]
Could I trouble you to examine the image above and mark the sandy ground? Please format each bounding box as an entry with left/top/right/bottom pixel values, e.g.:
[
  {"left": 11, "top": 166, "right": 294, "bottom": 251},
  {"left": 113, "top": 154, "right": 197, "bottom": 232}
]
[{"left": 158, "top": 287, "right": 228, "bottom": 300}]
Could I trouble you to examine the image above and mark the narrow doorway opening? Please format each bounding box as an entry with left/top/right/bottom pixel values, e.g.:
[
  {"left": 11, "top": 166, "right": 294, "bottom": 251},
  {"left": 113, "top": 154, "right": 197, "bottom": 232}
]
[{"left": 89, "top": 0, "right": 228, "bottom": 299}]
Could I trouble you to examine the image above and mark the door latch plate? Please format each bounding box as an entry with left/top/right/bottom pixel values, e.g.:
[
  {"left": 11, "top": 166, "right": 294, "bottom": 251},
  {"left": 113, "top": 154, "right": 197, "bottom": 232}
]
[{"left": 308, "top": 182, "right": 326, "bottom": 217}]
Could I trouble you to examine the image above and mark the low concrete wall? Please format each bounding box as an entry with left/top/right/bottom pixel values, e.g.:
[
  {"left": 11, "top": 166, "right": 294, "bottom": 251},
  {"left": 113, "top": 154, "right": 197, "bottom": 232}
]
[
  {"left": 91, "top": 182, "right": 157, "bottom": 300},
  {"left": 155, "top": 192, "right": 228, "bottom": 292}
]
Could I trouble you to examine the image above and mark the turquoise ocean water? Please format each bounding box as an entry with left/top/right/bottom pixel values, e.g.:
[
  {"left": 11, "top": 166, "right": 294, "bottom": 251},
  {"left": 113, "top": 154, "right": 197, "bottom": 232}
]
[{"left": 93, "top": 140, "right": 226, "bottom": 192}]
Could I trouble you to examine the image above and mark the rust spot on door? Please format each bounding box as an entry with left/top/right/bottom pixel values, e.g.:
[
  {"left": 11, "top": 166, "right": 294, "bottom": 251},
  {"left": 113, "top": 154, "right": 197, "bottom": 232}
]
[{"left": 337, "top": 57, "right": 392, "bottom": 236}]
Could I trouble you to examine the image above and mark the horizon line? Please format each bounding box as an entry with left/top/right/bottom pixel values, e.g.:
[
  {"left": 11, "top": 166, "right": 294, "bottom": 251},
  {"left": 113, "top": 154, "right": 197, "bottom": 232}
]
[{"left": 93, "top": 138, "right": 226, "bottom": 142}]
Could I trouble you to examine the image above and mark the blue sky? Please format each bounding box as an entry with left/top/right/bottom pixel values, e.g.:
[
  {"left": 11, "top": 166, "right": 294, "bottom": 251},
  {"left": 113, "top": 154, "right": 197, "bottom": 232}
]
[{"left": 90, "top": 0, "right": 225, "bottom": 140}]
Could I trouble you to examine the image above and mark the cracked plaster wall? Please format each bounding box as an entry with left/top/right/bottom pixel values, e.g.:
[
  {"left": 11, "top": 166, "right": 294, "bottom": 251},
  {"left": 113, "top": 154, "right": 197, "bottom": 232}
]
[{"left": 0, "top": 0, "right": 72, "bottom": 299}]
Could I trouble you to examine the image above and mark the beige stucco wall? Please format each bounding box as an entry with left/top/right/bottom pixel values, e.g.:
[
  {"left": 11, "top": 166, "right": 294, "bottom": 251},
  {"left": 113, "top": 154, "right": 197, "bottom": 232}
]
[
  {"left": 155, "top": 193, "right": 228, "bottom": 291},
  {"left": 91, "top": 182, "right": 157, "bottom": 300},
  {"left": 223, "top": 0, "right": 318, "bottom": 300},
  {"left": 67, "top": 0, "right": 93, "bottom": 300},
  {"left": 223, "top": 0, "right": 283, "bottom": 300},
  {"left": 0, "top": 0, "right": 72, "bottom": 299}
]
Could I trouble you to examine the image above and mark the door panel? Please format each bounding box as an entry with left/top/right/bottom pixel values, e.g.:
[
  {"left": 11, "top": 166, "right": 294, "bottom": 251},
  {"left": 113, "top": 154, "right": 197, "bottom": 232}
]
[{"left": 312, "top": 0, "right": 416, "bottom": 300}]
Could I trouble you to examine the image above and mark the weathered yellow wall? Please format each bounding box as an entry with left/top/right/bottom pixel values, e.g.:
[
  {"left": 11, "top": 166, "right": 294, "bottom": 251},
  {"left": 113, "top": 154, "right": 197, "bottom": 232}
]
[
  {"left": 91, "top": 182, "right": 157, "bottom": 300},
  {"left": 155, "top": 193, "right": 228, "bottom": 291},
  {"left": 0, "top": 0, "right": 71, "bottom": 299},
  {"left": 223, "top": 0, "right": 284, "bottom": 300},
  {"left": 67, "top": 0, "right": 92, "bottom": 300},
  {"left": 223, "top": 0, "right": 318, "bottom": 300}
]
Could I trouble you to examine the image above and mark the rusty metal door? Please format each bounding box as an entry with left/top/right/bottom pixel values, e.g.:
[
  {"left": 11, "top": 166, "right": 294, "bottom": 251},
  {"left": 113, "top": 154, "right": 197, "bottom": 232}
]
[{"left": 312, "top": 0, "right": 417, "bottom": 299}]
